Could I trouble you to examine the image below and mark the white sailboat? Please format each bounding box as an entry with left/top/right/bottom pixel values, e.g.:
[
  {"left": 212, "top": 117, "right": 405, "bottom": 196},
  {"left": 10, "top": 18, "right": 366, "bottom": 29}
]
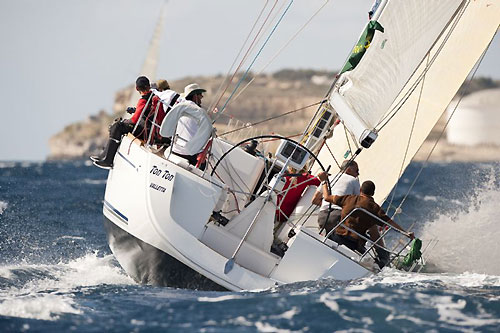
[{"left": 99, "top": 0, "right": 500, "bottom": 291}]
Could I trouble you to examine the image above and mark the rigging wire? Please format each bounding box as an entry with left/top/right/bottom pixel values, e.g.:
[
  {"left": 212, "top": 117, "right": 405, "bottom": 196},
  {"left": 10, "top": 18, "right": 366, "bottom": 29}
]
[
  {"left": 230, "top": 0, "right": 332, "bottom": 103},
  {"left": 209, "top": 0, "right": 280, "bottom": 115},
  {"left": 208, "top": 0, "right": 272, "bottom": 113},
  {"left": 323, "top": 140, "right": 341, "bottom": 169},
  {"left": 213, "top": 0, "right": 295, "bottom": 123},
  {"left": 385, "top": 53, "right": 429, "bottom": 217},
  {"left": 343, "top": 123, "right": 356, "bottom": 158},
  {"left": 219, "top": 100, "right": 324, "bottom": 136}
]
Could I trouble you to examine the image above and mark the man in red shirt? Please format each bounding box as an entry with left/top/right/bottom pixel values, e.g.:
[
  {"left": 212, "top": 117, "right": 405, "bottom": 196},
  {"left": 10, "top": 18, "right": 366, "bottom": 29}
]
[
  {"left": 92, "top": 76, "right": 164, "bottom": 169},
  {"left": 276, "top": 168, "right": 321, "bottom": 222}
]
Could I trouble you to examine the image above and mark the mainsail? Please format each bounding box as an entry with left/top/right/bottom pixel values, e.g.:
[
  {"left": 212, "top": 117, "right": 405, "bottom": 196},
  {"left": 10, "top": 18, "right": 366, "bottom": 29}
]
[{"left": 316, "top": 0, "right": 500, "bottom": 203}]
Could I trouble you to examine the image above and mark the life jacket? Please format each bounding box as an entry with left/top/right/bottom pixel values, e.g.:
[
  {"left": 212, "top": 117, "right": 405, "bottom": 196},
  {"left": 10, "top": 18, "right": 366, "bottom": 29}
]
[{"left": 135, "top": 92, "right": 163, "bottom": 142}]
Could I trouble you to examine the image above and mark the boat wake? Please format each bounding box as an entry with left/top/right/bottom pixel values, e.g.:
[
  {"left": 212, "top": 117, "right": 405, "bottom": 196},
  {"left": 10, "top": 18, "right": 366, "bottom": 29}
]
[
  {"left": 0, "top": 253, "right": 133, "bottom": 321},
  {"left": 420, "top": 167, "right": 500, "bottom": 275}
]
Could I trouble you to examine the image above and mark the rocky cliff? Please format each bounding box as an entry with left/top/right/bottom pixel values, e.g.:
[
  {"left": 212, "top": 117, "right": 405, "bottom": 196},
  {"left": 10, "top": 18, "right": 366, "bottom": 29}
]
[{"left": 48, "top": 69, "right": 500, "bottom": 161}]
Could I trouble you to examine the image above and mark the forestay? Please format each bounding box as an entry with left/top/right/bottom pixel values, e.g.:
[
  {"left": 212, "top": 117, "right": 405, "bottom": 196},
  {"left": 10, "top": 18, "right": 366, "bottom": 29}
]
[{"left": 317, "top": 0, "right": 500, "bottom": 203}]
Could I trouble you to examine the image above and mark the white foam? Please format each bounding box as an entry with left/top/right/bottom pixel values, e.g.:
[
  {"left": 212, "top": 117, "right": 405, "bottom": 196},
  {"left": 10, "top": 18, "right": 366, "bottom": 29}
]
[
  {"left": 422, "top": 195, "right": 438, "bottom": 202},
  {"left": 130, "top": 319, "right": 146, "bottom": 326},
  {"left": 255, "top": 321, "right": 294, "bottom": 333},
  {"left": 419, "top": 168, "right": 500, "bottom": 275},
  {"left": 56, "top": 253, "right": 134, "bottom": 289},
  {"left": 418, "top": 294, "right": 500, "bottom": 327},
  {"left": 80, "top": 178, "right": 107, "bottom": 185},
  {"left": 386, "top": 314, "right": 427, "bottom": 325},
  {"left": 0, "top": 253, "right": 133, "bottom": 320},
  {"left": 319, "top": 293, "right": 358, "bottom": 322},
  {"left": 57, "top": 235, "right": 86, "bottom": 241},
  {"left": 231, "top": 316, "right": 253, "bottom": 327},
  {"left": 197, "top": 294, "right": 245, "bottom": 302},
  {"left": 319, "top": 293, "right": 339, "bottom": 312},
  {"left": 0, "top": 266, "right": 13, "bottom": 279},
  {"left": 0, "top": 201, "right": 7, "bottom": 214},
  {"left": 268, "top": 307, "right": 299, "bottom": 320},
  {"left": 0, "top": 294, "right": 82, "bottom": 321},
  {"left": 361, "top": 268, "right": 500, "bottom": 288},
  {"left": 341, "top": 292, "right": 385, "bottom": 302}
]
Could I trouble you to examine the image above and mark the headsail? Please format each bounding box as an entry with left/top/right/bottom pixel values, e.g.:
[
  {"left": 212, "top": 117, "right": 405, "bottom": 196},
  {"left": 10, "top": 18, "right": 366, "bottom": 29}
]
[
  {"left": 316, "top": 0, "right": 500, "bottom": 203},
  {"left": 330, "top": 0, "right": 465, "bottom": 146}
]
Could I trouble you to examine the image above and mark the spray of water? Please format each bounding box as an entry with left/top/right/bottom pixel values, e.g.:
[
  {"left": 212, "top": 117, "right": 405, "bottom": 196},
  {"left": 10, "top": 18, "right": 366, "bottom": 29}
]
[
  {"left": 0, "top": 201, "right": 7, "bottom": 214},
  {"left": 420, "top": 167, "right": 500, "bottom": 275},
  {"left": 0, "top": 253, "right": 133, "bottom": 320}
]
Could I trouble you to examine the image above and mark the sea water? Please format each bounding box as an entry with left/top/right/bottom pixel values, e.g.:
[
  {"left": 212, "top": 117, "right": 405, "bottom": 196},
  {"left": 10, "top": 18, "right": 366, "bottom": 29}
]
[{"left": 0, "top": 160, "right": 499, "bottom": 332}]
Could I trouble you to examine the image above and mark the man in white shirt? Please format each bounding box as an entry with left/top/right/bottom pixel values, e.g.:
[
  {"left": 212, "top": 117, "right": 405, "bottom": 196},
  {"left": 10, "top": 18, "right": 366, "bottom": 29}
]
[
  {"left": 171, "top": 83, "right": 207, "bottom": 165},
  {"left": 312, "top": 160, "right": 360, "bottom": 236}
]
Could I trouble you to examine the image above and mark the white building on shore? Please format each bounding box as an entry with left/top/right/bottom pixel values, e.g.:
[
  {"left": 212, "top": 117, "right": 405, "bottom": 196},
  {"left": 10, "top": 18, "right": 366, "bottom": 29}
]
[{"left": 447, "top": 88, "right": 500, "bottom": 146}]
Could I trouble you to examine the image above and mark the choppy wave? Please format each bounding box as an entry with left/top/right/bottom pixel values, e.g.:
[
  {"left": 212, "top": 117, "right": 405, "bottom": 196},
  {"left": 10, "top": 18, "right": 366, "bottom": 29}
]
[
  {"left": 364, "top": 269, "right": 500, "bottom": 288},
  {"left": 420, "top": 167, "right": 500, "bottom": 275},
  {"left": 0, "top": 253, "right": 133, "bottom": 321},
  {"left": 1, "top": 160, "right": 499, "bottom": 331}
]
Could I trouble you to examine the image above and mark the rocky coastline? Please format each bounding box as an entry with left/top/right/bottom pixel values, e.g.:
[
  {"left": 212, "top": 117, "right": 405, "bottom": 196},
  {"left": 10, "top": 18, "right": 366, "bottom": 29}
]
[{"left": 48, "top": 70, "right": 500, "bottom": 162}]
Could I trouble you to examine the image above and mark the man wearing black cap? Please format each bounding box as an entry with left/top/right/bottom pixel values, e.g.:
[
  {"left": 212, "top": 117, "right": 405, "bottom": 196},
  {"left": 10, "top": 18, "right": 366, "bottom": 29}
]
[{"left": 91, "top": 76, "right": 164, "bottom": 168}]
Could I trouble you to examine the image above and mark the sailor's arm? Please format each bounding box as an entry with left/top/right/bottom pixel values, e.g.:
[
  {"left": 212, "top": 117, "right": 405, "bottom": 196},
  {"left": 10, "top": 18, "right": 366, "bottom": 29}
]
[
  {"left": 311, "top": 190, "right": 323, "bottom": 206},
  {"left": 384, "top": 217, "right": 415, "bottom": 240},
  {"left": 317, "top": 171, "right": 338, "bottom": 203},
  {"left": 130, "top": 98, "right": 147, "bottom": 124}
]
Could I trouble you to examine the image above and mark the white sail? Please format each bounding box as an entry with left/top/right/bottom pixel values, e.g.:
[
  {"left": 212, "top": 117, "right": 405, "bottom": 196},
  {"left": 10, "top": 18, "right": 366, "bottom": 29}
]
[
  {"left": 317, "top": 0, "right": 500, "bottom": 203},
  {"left": 330, "top": 0, "right": 464, "bottom": 146}
]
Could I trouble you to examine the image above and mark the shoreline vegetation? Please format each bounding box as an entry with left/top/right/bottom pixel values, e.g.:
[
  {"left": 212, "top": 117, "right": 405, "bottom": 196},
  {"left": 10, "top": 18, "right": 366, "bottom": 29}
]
[{"left": 48, "top": 69, "right": 500, "bottom": 162}]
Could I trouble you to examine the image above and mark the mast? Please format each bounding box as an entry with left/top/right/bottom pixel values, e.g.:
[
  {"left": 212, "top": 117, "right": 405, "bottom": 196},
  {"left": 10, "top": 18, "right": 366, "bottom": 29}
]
[{"left": 127, "top": 2, "right": 166, "bottom": 106}]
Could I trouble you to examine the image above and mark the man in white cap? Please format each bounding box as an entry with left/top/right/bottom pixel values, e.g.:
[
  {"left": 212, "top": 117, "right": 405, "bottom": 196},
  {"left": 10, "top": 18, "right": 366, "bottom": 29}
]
[{"left": 171, "top": 83, "right": 208, "bottom": 165}]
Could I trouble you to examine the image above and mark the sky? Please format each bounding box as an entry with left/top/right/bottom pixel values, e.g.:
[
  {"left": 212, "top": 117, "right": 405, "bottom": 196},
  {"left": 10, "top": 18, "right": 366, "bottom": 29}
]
[{"left": 0, "top": 0, "right": 499, "bottom": 161}]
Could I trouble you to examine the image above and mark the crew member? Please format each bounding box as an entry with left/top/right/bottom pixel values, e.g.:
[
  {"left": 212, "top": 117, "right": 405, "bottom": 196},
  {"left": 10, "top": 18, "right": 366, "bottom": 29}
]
[
  {"left": 170, "top": 83, "right": 208, "bottom": 166},
  {"left": 317, "top": 175, "right": 414, "bottom": 268},
  {"left": 91, "top": 76, "right": 164, "bottom": 168},
  {"left": 312, "top": 160, "right": 360, "bottom": 235}
]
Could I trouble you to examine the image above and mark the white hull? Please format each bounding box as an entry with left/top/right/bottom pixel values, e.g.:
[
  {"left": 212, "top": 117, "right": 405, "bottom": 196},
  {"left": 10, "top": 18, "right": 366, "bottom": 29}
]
[{"left": 102, "top": 135, "right": 373, "bottom": 291}]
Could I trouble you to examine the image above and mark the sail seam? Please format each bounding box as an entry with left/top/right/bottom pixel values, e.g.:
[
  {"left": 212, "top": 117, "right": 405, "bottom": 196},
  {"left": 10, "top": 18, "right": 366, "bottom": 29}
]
[{"left": 375, "top": 1, "right": 469, "bottom": 131}]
